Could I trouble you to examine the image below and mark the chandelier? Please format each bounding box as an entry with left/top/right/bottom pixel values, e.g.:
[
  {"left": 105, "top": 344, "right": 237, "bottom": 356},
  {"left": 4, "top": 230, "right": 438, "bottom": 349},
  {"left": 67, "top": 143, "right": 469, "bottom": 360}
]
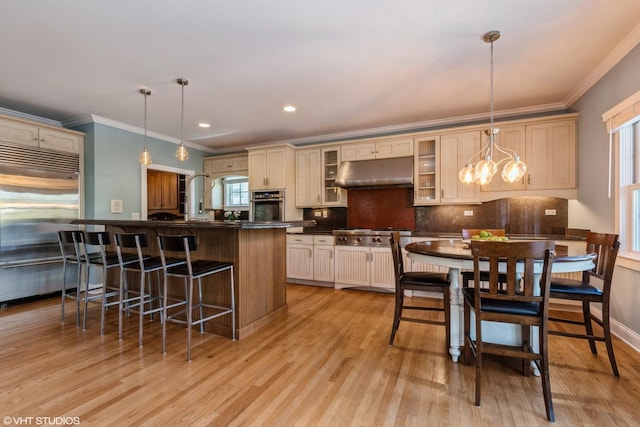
[
  {"left": 175, "top": 77, "right": 189, "bottom": 161},
  {"left": 458, "top": 31, "right": 526, "bottom": 185},
  {"left": 138, "top": 88, "right": 152, "bottom": 165}
]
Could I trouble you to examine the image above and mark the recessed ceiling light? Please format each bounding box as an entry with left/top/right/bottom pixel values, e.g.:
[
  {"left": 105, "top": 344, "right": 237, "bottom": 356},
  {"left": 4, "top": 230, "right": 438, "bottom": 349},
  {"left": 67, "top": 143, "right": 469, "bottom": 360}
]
[
  {"left": 283, "top": 105, "right": 296, "bottom": 112},
  {"left": 198, "top": 122, "right": 211, "bottom": 128}
]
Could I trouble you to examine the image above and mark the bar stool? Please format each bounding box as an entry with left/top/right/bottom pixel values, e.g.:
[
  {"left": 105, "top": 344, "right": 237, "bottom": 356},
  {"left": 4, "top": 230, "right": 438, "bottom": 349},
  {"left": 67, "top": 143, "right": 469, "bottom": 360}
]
[
  {"left": 81, "top": 231, "right": 138, "bottom": 334},
  {"left": 57, "top": 229, "right": 97, "bottom": 325},
  {"left": 158, "top": 234, "right": 236, "bottom": 361},
  {"left": 114, "top": 232, "right": 185, "bottom": 346}
]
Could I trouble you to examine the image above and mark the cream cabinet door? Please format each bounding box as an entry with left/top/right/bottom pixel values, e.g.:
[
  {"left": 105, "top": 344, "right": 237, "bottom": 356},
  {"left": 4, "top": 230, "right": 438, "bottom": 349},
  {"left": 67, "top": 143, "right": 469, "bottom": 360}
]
[
  {"left": 440, "top": 131, "right": 481, "bottom": 203},
  {"left": 0, "top": 117, "right": 39, "bottom": 147},
  {"left": 248, "top": 150, "right": 268, "bottom": 190},
  {"left": 313, "top": 245, "right": 335, "bottom": 282},
  {"left": 375, "top": 137, "right": 414, "bottom": 159},
  {"left": 38, "top": 128, "right": 81, "bottom": 153},
  {"left": 295, "top": 149, "right": 322, "bottom": 207},
  {"left": 335, "top": 246, "right": 371, "bottom": 286},
  {"left": 286, "top": 240, "right": 314, "bottom": 281},
  {"left": 414, "top": 136, "right": 440, "bottom": 205},
  {"left": 525, "top": 120, "right": 576, "bottom": 190},
  {"left": 481, "top": 125, "right": 526, "bottom": 192},
  {"left": 341, "top": 142, "right": 376, "bottom": 161},
  {"left": 370, "top": 247, "right": 394, "bottom": 290}
]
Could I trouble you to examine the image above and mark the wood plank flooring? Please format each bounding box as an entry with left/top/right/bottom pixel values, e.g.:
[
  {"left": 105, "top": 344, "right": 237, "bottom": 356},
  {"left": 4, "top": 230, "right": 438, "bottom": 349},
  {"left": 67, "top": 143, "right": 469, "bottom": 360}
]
[{"left": 1, "top": 284, "right": 640, "bottom": 426}]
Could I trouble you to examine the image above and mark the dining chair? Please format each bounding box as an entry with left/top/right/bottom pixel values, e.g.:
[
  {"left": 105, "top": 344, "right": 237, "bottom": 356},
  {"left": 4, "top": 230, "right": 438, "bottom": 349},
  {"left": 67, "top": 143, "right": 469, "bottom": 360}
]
[
  {"left": 158, "top": 234, "right": 236, "bottom": 361},
  {"left": 463, "top": 239, "right": 556, "bottom": 422},
  {"left": 548, "top": 232, "right": 620, "bottom": 376},
  {"left": 114, "top": 232, "right": 186, "bottom": 345},
  {"left": 460, "top": 229, "right": 508, "bottom": 289},
  {"left": 389, "top": 232, "right": 451, "bottom": 349}
]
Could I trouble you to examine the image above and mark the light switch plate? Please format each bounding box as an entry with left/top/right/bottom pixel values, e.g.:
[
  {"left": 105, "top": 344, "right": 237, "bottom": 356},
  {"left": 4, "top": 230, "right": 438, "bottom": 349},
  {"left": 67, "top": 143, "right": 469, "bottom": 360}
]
[
  {"left": 464, "top": 210, "right": 474, "bottom": 216},
  {"left": 545, "top": 209, "right": 557, "bottom": 215}
]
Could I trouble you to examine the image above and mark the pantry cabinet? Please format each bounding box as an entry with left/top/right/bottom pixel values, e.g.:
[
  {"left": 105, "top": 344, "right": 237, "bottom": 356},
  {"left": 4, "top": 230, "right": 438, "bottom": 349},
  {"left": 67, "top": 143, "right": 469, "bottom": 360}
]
[{"left": 0, "top": 114, "right": 82, "bottom": 153}]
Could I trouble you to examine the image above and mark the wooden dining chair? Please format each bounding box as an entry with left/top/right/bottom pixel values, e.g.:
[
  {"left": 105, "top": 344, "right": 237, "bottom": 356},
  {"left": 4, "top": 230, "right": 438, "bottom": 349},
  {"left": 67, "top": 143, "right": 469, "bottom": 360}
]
[
  {"left": 463, "top": 239, "right": 556, "bottom": 422},
  {"left": 389, "top": 232, "right": 451, "bottom": 349},
  {"left": 548, "top": 232, "right": 620, "bottom": 376}
]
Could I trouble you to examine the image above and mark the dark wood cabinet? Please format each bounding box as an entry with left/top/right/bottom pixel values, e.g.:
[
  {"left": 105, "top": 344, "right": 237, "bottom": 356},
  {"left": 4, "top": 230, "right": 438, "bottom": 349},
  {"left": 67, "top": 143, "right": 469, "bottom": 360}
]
[{"left": 147, "top": 170, "right": 179, "bottom": 212}]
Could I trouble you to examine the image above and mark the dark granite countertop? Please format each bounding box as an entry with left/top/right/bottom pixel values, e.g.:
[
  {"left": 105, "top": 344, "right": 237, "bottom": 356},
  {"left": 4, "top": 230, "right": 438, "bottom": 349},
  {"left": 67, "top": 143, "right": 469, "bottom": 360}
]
[
  {"left": 73, "top": 219, "right": 316, "bottom": 229},
  {"left": 289, "top": 229, "right": 585, "bottom": 241}
]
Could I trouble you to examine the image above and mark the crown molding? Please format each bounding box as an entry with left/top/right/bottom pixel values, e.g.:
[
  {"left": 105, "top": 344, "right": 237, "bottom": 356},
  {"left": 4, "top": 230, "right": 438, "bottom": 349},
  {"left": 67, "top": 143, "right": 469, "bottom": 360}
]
[
  {"left": 0, "top": 107, "right": 62, "bottom": 127},
  {"left": 564, "top": 22, "right": 640, "bottom": 107},
  {"left": 63, "top": 114, "right": 217, "bottom": 153},
  {"left": 269, "top": 102, "right": 567, "bottom": 146}
]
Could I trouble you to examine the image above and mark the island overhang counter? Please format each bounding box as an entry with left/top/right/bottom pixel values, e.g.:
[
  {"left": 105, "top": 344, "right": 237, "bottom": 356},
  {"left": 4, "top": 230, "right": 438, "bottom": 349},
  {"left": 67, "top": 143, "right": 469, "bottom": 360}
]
[{"left": 72, "top": 219, "right": 315, "bottom": 339}]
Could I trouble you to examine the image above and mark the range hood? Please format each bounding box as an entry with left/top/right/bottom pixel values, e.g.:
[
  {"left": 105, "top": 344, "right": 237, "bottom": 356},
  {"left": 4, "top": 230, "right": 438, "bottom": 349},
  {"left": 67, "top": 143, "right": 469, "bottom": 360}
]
[{"left": 335, "top": 156, "right": 413, "bottom": 188}]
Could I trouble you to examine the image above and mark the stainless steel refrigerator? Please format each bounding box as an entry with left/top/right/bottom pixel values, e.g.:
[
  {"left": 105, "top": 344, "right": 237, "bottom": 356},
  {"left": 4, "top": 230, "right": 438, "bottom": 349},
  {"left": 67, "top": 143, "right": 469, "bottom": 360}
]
[{"left": 0, "top": 141, "right": 80, "bottom": 302}]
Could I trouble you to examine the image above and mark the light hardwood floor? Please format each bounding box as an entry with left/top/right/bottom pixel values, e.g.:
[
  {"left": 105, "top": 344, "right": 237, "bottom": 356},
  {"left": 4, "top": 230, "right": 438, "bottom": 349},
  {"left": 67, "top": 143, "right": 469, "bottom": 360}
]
[{"left": 1, "top": 284, "right": 639, "bottom": 426}]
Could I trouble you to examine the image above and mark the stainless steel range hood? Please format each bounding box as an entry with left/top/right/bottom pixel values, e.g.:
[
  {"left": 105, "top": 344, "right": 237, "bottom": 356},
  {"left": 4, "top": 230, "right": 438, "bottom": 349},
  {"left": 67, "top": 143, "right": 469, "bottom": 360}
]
[{"left": 335, "top": 156, "right": 413, "bottom": 188}]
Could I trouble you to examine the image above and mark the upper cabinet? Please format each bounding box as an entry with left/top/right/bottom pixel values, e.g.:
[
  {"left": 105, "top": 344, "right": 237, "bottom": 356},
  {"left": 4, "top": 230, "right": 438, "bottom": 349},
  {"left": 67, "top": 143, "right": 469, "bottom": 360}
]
[
  {"left": 206, "top": 154, "right": 248, "bottom": 177},
  {"left": 413, "top": 113, "right": 578, "bottom": 205},
  {"left": 295, "top": 148, "right": 322, "bottom": 207},
  {"left": 0, "top": 114, "right": 82, "bottom": 154},
  {"left": 248, "top": 145, "right": 295, "bottom": 191},
  {"left": 341, "top": 137, "right": 414, "bottom": 161},
  {"left": 480, "top": 115, "right": 577, "bottom": 199},
  {"left": 294, "top": 146, "right": 347, "bottom": 207}
]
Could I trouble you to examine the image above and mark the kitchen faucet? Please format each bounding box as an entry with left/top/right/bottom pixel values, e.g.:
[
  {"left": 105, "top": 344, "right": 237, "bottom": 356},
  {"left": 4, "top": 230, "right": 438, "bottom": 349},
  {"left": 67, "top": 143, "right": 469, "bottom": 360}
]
[{"left": 184, "top": 172, "right": 213, "bottom": 221}]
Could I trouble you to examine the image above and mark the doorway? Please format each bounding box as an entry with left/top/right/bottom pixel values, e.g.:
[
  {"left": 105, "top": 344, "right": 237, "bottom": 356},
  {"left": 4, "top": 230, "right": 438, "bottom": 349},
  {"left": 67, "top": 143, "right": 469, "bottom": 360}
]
[{"left": 141, "top": 164, "right": 194, "bottom": 220}]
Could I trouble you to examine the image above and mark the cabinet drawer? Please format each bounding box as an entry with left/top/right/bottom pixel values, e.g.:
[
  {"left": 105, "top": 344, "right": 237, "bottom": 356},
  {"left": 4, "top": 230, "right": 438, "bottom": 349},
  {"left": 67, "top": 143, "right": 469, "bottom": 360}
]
[
  {"left": 287, "top": 234, "right": 314, "bottom": 245},
  {"left": 313, "top": 235, "right": 335, "bottom": 246}
]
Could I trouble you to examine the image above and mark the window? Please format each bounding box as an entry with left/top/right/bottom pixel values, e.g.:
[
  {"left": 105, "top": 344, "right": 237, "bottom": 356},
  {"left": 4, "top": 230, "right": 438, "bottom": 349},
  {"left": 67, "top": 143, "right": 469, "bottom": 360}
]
[
  {"left": 604, "top": 90, "right": 640, "bottom": 264},
  {"left": 223, "top": 177, "right": 249, "bottom": 208}
]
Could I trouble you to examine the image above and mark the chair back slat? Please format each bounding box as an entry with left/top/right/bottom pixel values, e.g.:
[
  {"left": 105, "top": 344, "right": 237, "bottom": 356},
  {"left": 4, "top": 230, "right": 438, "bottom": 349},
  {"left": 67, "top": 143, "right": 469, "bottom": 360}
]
[
  {"left": 389, "top": 231, "right": 404, "bottom": 286},
  {"left": 158, "top": 235, "right": 197, "bottom": 252},
  {"left": 471, "top": 240, "right": 555, "bottom": 306}
]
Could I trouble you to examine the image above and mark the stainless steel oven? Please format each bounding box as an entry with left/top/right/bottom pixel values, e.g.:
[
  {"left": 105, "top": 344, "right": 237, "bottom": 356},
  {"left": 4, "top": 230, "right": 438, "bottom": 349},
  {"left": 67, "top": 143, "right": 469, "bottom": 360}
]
[{"left": 250, "top": 190, "right": 285, "bottom": 221}]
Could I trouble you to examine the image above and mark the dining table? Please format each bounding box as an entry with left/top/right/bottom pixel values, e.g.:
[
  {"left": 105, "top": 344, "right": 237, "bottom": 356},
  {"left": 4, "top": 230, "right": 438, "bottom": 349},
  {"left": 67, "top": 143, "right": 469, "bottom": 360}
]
[{"left": 405, "top": 239, "right": 596, "bottom": 365}]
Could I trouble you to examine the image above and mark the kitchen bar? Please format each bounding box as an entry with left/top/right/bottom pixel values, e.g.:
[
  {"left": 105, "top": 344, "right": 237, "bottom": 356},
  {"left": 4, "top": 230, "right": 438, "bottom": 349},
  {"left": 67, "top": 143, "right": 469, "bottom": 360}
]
[{"left": 73, "top": 218, "right": 314, "bottom": 339}]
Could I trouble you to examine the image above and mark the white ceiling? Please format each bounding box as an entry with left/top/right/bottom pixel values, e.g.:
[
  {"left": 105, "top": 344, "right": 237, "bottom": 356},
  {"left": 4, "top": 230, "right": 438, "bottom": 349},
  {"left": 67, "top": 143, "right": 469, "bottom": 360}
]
[{"left": 2, "top": 1, "right": 640, "bottom": 154}]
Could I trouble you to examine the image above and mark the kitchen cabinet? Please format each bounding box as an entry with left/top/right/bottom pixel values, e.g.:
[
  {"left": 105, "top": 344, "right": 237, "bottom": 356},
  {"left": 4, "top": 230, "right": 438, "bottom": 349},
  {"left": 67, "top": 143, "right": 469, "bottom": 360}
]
[
  {"left": 341, "top": 137, "right": 414, "bottom": 161},
  {"left": 440, "top": 130, "right": 482, "bottom": 204},
  {"left": 481, "top": 125, "right": 526, "bottom": 192},
  {"left": 286, "top": 234, "right": 314, "bottom": 281},
  {"left": 414, "top": 136, "right": 440, "bottom": 204},
  {"left": 334, "top": 246, "right": 394, "bottom": 290},
  {"left": 295, "top": 148, "right": 322, "bottom": 207},
  {"left": 147, "top": 170, "right": 179, "bottom": 211},
  {"left": 322, "top": 147, "right": 347, "bottom": 206},
  {"left": 313, "top": 235, "right": 335, "bottom": 282},
  {"left": 525, "top": 119, "right": 576, "bottom": 190},
  {"left": 413, "top": 131, "right": 481, "bottom": 205},
  {"left": 248, "top": 145, "right": 294, "bottom": 190},
  {"left": 205, "top": 154, "right": 248, "bottom": 177},
  {"left": 286, "top": 234, "right": 335, "bottom": 284},
  {"left": 0, "top": 114, "right": 82, "bottom": 153}
]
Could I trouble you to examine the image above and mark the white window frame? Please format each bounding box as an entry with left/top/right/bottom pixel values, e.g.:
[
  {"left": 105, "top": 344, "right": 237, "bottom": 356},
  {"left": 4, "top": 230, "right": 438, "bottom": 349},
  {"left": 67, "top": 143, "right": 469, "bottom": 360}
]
[
  {"left": 223, "top": 176, "right": 249, "bottom": 210},
  {"left": 605, "top": 90, "right": 640, "bottom": 270}
]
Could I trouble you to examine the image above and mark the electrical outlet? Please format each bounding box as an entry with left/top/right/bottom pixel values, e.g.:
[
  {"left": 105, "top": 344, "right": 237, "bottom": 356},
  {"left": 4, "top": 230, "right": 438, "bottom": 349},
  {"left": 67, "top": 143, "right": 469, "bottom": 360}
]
[
  {"left": 545, "top": 209, "right": 557, "bottom": 216},
  {"left": 322, "top": 210, "right": 328, "bottom": 218},
  {"left": 314, "top": 211, "right": 322, "bottom": 217},
  {"left": 464, "top": 210, "right": 474, "bottom": 216},
  {"left": 131, "top": 212, "right": 140, "bottom": 220}
]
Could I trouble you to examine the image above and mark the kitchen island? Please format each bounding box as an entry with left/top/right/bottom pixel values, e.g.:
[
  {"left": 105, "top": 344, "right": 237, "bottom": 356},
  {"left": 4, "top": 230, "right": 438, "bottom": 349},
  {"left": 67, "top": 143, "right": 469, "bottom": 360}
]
[{"left": 73, "top": 219, "right": 315, "bottom": 339}]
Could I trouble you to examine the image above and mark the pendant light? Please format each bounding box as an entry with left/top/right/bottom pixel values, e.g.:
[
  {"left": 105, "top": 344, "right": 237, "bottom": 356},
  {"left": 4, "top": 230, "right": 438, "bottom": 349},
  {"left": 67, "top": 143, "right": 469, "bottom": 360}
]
[
  {"left": 176, "top": 77, "right": 189, "bottom": 161},
  {"left": 458, "top": 31, "right": 526, "bottom": 185},
  {"left": 138, "top": 88, "right": 152, "bottom": 165}
]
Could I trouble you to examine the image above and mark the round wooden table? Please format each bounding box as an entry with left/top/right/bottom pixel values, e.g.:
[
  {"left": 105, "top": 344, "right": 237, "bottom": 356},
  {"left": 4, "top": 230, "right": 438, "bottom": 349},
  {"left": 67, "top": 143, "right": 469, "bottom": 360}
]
[{"left": 405, "top": 239, "right": 596, "bottom": 363}]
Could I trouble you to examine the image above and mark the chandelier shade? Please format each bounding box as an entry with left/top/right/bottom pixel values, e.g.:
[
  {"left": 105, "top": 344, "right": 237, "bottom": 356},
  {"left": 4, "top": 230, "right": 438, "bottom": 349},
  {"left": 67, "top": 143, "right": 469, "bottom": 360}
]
[{"left": 459, "top": 31, "right": 526, "bottom": 185}]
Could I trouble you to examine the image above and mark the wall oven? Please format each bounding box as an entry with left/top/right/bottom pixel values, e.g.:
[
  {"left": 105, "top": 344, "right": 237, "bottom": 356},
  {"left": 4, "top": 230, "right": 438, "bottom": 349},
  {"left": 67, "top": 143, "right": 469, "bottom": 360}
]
[{"left": 251, "top": 190, "right": 285, "bottom": 221}]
